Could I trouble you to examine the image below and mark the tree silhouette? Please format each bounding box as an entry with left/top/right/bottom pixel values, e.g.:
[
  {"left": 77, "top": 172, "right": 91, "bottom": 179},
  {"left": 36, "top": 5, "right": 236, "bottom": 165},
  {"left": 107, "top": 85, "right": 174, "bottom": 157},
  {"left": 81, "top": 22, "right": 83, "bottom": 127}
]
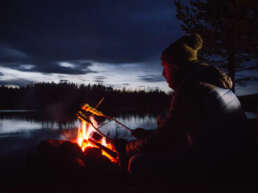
[
  {"left": 174, "top": 0, "right": 258, "bottom": 92},
  {"left": 0, "top": 82, "right": 171, "bottom": 120}
]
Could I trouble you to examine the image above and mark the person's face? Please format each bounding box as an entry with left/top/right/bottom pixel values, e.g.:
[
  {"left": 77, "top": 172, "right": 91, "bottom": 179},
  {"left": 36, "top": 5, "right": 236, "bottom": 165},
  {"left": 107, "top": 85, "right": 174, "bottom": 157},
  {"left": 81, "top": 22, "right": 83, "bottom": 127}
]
[{"left": 162, "top": 60, "right": 178, "bottom": 89}]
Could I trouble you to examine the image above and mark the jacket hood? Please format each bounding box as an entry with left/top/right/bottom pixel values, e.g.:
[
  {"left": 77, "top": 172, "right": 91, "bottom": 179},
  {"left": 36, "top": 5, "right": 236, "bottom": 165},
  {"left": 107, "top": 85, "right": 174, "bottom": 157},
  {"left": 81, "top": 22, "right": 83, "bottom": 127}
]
[{"left": 183, "top": 62, "right": 233, "bottom": 90}]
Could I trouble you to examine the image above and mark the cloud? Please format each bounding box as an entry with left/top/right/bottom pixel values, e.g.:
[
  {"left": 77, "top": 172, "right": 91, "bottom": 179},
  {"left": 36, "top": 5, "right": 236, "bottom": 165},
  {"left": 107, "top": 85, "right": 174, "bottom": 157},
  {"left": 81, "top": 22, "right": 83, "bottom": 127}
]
[
  {"left": 94, "top": 75, "right": 107, "bottom": 84},
  {"left": 34, "top": 60, "right": 97, "bottom": 75},
  {"left": 0, "top": 79, "right": 34, "bottom": 86},
  {"left": 0, "top": 46, "right": 29, "bottom": 62},
  {"left": 0, "top": 0, "right": 182, "bottom": 91},
  {"left": 0, "top": 59, "right": 97, "bottom": 75},
  {"left": 1, "top": 0, "right": 181, "bottom": 64},
  {"left": 58, "top": 62, "right": 76, "bottom": 68},
  {"left": 0, "top": 46, "right": 28, "bottom": 58},
  {"left": 0, "top": 45, "right": 97, "bottom": 75},
  {"left": 138, "top": 74, "right": 164, "bottom": 82},
  {"left": 94, "top": 76, "right": 106, "bottom": 80},
  {"left": 17, "top": 64, "right": 35, "bottom": 71}
]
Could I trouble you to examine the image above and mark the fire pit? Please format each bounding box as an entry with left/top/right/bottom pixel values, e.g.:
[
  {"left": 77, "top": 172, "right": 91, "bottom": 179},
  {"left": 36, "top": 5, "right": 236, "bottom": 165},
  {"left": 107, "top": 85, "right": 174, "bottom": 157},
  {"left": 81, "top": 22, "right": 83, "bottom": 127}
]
[{"left": 27, "top": 101, "right": 128, "bottom": 184}]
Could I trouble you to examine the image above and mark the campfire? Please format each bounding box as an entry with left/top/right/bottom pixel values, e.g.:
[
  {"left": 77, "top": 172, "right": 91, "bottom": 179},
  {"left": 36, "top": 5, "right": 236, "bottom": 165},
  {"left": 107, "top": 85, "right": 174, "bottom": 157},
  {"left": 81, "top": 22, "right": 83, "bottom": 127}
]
[
  {"left": 75, "top": 115, "right": 118, "bottom": 163},
  {"left": 73, "top": 99, "right": 132, "bottom": 164},
  {"left": 27, "top": 99, "right": 130, "bottom": 185}
]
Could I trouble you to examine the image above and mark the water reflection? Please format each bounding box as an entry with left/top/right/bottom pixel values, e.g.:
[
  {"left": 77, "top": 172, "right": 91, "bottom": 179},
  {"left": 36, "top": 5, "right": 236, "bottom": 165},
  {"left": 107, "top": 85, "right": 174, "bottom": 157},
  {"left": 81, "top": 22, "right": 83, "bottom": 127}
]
[
  {"left": 0, "top": 114, "right": 156, "bottom": 135},
  {"left": 97, "top": 115, "right": 157, "bottom": 141},
  {"left": 1, "top": 110, "right": 255, "bottom": 157},
  {"left": 0, "top": 111, "right": 157, "bottom": 156},
  {"left": 0, "top": 119, "right": 42, "bottom": 134}
]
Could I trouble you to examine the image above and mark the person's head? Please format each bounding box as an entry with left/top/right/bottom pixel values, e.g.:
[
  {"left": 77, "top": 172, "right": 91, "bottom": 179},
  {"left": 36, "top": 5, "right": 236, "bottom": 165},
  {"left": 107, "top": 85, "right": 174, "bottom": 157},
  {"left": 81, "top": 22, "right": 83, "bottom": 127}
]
[{"left": 161, "top": 33, "right": 203, "bottom": 89}]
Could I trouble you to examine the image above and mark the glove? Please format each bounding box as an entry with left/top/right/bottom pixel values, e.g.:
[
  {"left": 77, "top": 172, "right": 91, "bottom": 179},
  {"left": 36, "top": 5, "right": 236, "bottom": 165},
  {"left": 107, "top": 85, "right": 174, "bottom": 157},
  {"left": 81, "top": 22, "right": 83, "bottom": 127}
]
[{"left": 131, "top": 128, "right": 151, "bottom": 139}]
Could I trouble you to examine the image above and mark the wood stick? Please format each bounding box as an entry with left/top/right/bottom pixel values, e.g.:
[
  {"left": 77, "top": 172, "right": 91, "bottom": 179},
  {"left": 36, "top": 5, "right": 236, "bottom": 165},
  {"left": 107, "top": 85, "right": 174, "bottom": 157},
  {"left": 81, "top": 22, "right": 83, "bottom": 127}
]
[
  {"left": 95, "top": 97, "right": 104, "bottom": 108},
  {"left": 88, "top": 138, "right": 117, "bottom": 159},
  {"left": 104, "top": 115, "right": 132, "bottom": 132},
  {"left": 77, "top": 112, "right": 113, "bottom": 142},
  {"left": 81, "top": 104, "right": 132, "bottom": 132}
]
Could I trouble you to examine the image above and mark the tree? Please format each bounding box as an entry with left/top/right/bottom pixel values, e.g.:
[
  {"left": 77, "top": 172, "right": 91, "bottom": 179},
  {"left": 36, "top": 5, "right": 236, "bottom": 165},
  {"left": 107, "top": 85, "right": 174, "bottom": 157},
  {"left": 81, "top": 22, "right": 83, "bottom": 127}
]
[{"left": 174, "top": 0, "right": 258, "bottom": 92}]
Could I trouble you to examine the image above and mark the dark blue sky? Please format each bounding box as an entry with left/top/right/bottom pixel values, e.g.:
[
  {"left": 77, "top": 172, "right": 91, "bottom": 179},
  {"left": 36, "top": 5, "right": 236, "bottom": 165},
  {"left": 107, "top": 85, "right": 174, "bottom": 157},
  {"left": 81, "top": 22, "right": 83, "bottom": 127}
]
[{"left": 0, "top": 0, "right": 257, "bottom": 95}]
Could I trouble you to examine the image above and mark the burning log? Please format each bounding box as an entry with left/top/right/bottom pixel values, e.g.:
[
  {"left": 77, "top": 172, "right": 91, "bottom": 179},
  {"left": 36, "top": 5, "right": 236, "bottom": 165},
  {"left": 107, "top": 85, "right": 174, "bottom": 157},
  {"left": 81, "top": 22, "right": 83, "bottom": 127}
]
[
  {"left": 76, "top": 112, "right": 119, "bottom": 163},
  {"left": 88, "top": 138, "right": 118, "bottom": 159},
  {"left": 91, "top": 131, "right": 103, "bottom": 141},
  {"left": 27, "top": 99, "right": 125, "bottom": 185},
  {"left": 77, "top": 110, "right": 113, "bottom": 142}
]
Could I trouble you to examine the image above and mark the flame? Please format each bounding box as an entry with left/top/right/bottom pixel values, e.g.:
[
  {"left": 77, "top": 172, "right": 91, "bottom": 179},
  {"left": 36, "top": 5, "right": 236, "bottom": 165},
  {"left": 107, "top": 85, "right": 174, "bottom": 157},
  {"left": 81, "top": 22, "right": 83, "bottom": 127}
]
[{"left": 76, "top": 116, "right": 118, "bottom": 163}]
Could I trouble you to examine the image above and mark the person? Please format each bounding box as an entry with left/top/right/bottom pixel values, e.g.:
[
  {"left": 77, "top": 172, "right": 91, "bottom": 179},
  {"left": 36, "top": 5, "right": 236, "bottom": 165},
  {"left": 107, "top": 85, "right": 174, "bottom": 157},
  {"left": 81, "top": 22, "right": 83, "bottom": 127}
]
[{"left": 115, "top": 34, "right": 251, "bottom": 183}]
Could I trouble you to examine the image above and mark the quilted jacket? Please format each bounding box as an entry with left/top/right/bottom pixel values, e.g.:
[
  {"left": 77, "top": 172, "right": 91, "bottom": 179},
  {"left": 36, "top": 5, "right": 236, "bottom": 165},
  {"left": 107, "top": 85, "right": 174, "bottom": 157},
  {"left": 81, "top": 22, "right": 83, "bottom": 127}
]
[{"left": 125, "top": 62, "right": 248, "bottom": 161}]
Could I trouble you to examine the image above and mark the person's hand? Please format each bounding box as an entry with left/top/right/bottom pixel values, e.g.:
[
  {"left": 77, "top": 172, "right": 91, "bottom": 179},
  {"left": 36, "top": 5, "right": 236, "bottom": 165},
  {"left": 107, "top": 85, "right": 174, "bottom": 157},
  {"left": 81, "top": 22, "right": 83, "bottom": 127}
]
[{"left": 131, "top": 128, "right": 150, "bottom": 139}]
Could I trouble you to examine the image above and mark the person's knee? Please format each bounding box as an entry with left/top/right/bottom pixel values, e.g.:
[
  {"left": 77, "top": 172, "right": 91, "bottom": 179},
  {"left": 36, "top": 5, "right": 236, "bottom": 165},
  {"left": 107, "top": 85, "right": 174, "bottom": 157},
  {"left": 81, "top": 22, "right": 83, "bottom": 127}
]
[
  {"left": 128, "top": 154, "right": 143, "bottom": 174},
  {"left": 128, "top": 153, "right": 156, "bottom": 175}
]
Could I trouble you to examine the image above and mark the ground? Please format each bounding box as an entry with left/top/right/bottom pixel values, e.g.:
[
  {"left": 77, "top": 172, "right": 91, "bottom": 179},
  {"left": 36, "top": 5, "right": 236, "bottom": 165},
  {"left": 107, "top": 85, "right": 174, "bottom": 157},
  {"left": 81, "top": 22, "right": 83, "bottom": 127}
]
[{"left": 0, "top": 119, "right": 257, "bottom": 193}]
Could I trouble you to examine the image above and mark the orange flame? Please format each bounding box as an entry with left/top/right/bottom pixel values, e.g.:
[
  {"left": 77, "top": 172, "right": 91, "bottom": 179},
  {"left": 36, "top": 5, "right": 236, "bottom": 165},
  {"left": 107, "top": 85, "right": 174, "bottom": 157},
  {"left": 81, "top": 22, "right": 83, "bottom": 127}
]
[{"left": 76, "top": 116, "right": 118, "bottom": 163}]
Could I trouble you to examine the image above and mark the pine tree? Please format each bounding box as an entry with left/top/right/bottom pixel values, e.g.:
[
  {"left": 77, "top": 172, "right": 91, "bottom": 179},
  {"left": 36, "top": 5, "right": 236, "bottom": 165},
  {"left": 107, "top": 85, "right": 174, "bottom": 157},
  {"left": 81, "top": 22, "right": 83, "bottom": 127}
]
[{"left": 174, "top": 0, "right": 258, "bottom": 92}]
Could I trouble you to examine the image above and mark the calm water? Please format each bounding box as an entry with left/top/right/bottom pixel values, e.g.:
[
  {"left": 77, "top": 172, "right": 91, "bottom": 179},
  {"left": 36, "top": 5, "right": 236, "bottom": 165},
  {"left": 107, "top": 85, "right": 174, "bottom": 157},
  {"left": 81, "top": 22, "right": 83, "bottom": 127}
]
[
  {"left": 0, "top": 110, "right": 255, "bottom": 157},
  {"left": 0, "top": 111, "right": 157, "bottom": 156}
]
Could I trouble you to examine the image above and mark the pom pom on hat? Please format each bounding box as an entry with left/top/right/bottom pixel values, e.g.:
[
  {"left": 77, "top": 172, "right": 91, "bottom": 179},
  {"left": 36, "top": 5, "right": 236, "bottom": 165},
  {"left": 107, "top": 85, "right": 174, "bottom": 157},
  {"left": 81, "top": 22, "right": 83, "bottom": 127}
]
[{"left": 161, "top": 33, "right": 203, "bottom": 65}]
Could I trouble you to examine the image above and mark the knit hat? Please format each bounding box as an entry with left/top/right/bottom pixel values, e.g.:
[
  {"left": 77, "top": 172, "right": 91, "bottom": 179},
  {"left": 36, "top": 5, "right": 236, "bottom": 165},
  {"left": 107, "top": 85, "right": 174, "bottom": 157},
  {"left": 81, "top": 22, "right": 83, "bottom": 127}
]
[{"left": 161, "top": 33, "right": 203, "bottom": 66}]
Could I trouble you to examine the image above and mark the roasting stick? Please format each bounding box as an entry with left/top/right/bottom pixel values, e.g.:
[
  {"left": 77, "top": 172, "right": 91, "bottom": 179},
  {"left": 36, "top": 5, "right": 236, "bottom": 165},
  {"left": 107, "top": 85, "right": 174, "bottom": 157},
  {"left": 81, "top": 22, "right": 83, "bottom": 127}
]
[
  {"left": 81, "top": 104, "right": 132, "bottom": 132},
  {"left": 95, "top": 97, "right": 104, "bottom": 109},
  {"left": 106, "top": 115, "right": 132, "bottom": 132}
]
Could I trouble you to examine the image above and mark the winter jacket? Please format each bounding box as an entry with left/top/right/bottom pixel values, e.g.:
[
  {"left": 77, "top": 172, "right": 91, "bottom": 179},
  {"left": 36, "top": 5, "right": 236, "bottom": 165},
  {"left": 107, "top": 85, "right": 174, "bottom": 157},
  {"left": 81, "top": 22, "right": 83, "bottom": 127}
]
[{"left": 125, "top": 62, "right": 248, "bottom": 162}]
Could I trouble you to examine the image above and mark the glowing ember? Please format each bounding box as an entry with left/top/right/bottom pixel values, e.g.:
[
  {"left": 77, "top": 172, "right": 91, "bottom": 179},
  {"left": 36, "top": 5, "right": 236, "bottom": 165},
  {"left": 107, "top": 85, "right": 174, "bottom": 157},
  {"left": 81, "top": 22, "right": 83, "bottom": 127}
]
[{"left": 76, "top": 116, "right": 118, "bottom": 163}]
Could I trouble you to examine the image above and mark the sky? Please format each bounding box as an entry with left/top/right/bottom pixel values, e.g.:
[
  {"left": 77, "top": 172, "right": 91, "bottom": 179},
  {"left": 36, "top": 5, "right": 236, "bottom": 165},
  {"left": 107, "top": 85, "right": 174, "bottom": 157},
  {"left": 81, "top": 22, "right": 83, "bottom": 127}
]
[{"left": 0, "top": 0, "right": 257, "bottom": 95}]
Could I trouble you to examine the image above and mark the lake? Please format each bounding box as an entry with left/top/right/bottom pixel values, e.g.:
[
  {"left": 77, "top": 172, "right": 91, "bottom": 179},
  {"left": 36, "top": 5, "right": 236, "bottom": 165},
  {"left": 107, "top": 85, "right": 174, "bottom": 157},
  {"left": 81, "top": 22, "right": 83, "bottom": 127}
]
[
  {"left": 0, "top": 110, "right": 256, "bottom": 157},
  {"left": 0, "top": 111, "right": 157, "bottom": 157}
]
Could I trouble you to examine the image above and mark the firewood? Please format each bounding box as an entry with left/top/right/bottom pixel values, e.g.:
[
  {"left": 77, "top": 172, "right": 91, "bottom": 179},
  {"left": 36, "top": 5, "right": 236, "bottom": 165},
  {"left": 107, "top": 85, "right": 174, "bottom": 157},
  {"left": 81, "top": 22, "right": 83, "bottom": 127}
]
[
  {"left": 88, "top": 139, "right": 117, "bottom": 159},
  {"left": 76, "top": 112, "right": 113, "bottom": 142}
]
